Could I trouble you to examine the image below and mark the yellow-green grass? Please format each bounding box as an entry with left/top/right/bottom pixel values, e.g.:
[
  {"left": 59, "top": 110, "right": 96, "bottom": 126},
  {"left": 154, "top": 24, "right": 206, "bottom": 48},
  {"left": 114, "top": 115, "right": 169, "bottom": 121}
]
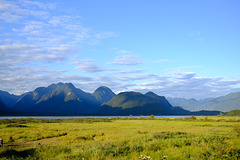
[{"left": 0, "top": 116, "right": 239, "bottom": 159}]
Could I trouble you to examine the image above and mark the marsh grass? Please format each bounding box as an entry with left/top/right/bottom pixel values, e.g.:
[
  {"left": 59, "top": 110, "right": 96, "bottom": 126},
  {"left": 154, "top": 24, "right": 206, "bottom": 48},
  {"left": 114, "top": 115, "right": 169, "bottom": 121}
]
[
  {"left": 0, "top": 116, "right": 240, "bottom": 159},
  {"left": 233, "top": 124, "right": 240, "bottom": 137}
]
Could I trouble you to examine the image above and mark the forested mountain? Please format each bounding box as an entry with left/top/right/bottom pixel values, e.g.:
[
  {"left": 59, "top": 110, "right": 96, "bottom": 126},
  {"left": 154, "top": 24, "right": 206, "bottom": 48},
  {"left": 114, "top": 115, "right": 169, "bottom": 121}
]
[
  {"left": 98, "top": 91, "right": 189, "bottom": 115},
  {"left": 167, "top": 92, "right": 240, "bottom": 112},
  {"left": 12, "top": 83, "right": 100, "bottom": 115}
]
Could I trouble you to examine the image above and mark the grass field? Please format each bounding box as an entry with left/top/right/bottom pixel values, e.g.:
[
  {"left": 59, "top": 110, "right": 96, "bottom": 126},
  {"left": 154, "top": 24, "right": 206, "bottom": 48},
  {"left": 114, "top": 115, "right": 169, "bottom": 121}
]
[{"left": 0, "top": 116, "right": 240, "bottom": 159}]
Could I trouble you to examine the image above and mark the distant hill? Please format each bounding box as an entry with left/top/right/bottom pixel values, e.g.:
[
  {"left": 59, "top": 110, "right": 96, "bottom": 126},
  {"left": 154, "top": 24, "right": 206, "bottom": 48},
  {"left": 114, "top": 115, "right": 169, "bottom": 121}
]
[
  {"left": 223, "top": 110, "right": 240, "bottom": 116},
  {"left": 167, "top": 92, "right": 240, "bottom": 112},
  {"left": 167, "top": 97, "right": 200, "bottom": 111},
  {"left": 93, "top": 86, "right": 116, "bottom": 104},
  {"left": 13, "top": 83, "right": 100, "bottom": 115},
  {"left": 98, "top": 91, "right": 189, "bottom": 115}
]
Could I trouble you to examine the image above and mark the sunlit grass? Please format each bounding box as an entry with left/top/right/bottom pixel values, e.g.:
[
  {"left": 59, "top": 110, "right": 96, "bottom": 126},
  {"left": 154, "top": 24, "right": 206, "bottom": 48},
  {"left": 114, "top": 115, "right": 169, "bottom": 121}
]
[{"left": 0, "top": 116, "right": 239, "bottom": 159}]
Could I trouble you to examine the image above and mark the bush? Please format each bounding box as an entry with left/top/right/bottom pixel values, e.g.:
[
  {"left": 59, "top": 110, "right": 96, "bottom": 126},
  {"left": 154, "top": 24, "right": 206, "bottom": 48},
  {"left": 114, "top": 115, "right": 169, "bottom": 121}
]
[{"left": 9, "top": 136, "right": 14, "bottom": 142}]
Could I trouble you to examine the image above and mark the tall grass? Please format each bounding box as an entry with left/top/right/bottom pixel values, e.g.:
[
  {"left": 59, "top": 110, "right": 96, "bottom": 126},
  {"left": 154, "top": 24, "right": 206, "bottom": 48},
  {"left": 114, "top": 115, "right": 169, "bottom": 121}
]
[{"left": 0, "top": 116, "right": 239, "bottom": 159}]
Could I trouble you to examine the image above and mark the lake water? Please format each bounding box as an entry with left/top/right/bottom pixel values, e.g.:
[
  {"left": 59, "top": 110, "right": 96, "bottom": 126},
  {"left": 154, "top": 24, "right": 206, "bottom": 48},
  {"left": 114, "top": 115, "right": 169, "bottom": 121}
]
[{"left": 0, "top": 115, "right": 211, "bottom": 119}]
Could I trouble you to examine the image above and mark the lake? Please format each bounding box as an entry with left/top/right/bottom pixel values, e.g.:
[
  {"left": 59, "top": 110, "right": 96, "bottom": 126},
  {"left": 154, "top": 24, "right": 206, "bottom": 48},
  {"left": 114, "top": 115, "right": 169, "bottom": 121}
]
[{"left": 0, "top": 115, "right": 211, "bottom": 119}]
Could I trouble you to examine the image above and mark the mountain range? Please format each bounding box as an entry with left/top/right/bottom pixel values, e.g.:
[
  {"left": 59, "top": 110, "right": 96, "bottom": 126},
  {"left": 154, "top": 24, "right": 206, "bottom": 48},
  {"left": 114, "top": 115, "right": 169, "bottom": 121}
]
[
  {"left": 0, "top": 82, "right": 236, "bottom": 116},
  {"left": 167, "top": 92, "right": 240, "bottom": 112}
]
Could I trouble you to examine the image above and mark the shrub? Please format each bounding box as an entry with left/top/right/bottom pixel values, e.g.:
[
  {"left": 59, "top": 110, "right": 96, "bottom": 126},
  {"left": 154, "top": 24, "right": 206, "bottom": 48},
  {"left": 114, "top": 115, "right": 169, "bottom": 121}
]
[{"left": 9, "top": 136, "right": 14, "bottom": 142}]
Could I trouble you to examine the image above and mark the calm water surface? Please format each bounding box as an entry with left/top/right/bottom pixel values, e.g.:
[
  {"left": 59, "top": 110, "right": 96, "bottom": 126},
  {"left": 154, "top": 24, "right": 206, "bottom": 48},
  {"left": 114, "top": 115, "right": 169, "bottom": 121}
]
[{"left": 0, "top": 115, "right": 211, "bottom": 119}]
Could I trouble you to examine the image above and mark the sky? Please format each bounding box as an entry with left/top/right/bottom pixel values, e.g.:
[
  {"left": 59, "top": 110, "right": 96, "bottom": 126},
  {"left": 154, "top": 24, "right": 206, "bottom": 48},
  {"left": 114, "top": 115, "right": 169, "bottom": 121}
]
[{"left": 0, "top": 0, "right": 240, "bottom": 99}]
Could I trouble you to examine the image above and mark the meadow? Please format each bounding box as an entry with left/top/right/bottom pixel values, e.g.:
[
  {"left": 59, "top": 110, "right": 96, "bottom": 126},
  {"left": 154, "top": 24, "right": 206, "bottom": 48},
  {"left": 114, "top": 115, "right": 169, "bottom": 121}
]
[{"left": 0, "top": 116, "right": 239, "bottom": 160}]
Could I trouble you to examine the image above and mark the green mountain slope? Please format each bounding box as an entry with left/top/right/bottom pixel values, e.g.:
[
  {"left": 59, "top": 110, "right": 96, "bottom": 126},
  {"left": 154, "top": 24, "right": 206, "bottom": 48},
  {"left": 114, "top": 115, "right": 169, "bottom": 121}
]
[
  {"left": 223, "top": 110, "right": 240, "bottom": 116},
  {"left": 98, "top": 91, "right": 188, "bottom": 115}
]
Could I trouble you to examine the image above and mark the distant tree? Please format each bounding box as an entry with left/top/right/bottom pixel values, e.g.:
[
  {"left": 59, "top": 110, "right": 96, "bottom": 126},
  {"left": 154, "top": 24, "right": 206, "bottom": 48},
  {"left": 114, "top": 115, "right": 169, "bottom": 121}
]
[
  {"left": 191, "top": 115, "right": 196, "bottom": 120},
  {"left": 185, "top": 115, "right": 196, "bottom": 120}
]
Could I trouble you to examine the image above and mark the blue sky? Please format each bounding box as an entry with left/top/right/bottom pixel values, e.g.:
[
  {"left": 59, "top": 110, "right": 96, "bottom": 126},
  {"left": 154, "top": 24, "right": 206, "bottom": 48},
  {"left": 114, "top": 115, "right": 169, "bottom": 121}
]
[{"left": 0, "top": 0, "right": 240, "bottom": 99}]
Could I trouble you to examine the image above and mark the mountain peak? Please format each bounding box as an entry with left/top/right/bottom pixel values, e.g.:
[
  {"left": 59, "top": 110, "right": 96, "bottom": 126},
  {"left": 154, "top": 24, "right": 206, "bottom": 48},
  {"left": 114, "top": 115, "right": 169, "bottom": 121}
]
[
  {"left": 53, "top": 82, "right": 75, "bottom": 88},
  {"left": 95, "top": 86, "right": 112, "bottom": 92},
  {"left": 93, "top": 86, "right": 116, "bottom": 103},
  {"left": 145, "top": 91, "right": 166, "bottom": 100},
  {"left": 145, "top": 91, "right": 157, "bottom": 96}
]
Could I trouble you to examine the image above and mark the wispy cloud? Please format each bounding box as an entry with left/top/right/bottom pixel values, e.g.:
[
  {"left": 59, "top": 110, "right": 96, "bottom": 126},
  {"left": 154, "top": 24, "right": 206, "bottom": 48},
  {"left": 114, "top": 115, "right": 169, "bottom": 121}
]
[
  {"left": 108, "top": 50, "right": 142, "bottom": 65},
  {"left": 132, "top": 71, "right": 240, "bottom": 99},
  {"left": 75, "top": 63, "right": 107, "bottom": 73},
  {"left": 0, "top": 0, "right": 116, "bottom": 94},
  {"left": 154, "top": 59, "right": 169, "bottom": 63},
  {"left": 1, "top": 0, "right": 240, "bottom": 99},
  {"left": 116, "top": 69, "right": 145, "bottom": 74},
  {"left": 74, "top": 59, "right": 116, "bottom": 73}
]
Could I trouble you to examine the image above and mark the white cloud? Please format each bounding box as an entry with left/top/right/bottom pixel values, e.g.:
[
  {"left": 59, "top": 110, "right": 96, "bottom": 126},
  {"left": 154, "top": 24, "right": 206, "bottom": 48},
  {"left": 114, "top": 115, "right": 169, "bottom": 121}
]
[
  {"left": 75, "top": 63, "right": 106, "bottom": 73},
  {"left": 74, "top": 59, "right": 116, "bottom": 73},
  {"left": 0, "top": 43, "right": 69, "bottom": 63},
  {"left": 116, "top": 69, "right": 145, "bottom": 74},
  {"left": 109, "top": 50, "right": 142, "bottom": 65},
  {"left": 132, "top": 72, "right": 240, "bottom": 99}
]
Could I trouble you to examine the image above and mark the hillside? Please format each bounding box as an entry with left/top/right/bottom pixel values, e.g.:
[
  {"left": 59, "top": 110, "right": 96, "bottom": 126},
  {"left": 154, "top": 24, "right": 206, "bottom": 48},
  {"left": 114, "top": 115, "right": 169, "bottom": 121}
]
[
  {"left": 223, "top": 110, "right": 240, "bottom": 116},
  {"left": 0, "top": 101, "right": 11, "bottom": 115},
  {"left": 0, "top": 101, "right": 17, "bottom": 115},
  {"left": 0, "top": 90, "right": 20, "bottom": 108}
]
